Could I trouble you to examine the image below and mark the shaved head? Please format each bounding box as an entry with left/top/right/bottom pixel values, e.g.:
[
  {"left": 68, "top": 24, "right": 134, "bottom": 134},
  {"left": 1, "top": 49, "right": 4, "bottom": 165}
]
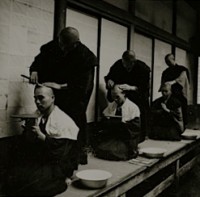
[
  {"left": 111, "top": 85, "right": 126, "bottom": 106},
  {"left": 161, "top": 82, "right": 172, "bottom": 99},
  {"left": 59, "top": 27, "right": 79, "bottom": 42},
  {"left": 34, "top": 85, "right": 54, "bottom": 97},
  {"left": 122, "top": 50, "right": 136, "bottom": 61},
  {"left": 34, "top": 85, "right": 55, "bottom": 113},
  {"left": 122, "top": 50, "right": 136, "bottom": 72}
]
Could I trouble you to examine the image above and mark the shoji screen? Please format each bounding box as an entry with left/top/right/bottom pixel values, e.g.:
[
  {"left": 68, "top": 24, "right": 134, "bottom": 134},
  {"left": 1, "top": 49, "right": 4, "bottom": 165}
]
[
  {"left": 133, "top": 33, "right": 152, "bottom": 101},
  {"left": 133, "top": 33, "right": 152, "bottom": 67},
  {"left": 176, "top": 47, "right": 193, "bottom": 104},
  {"left": 198, "top": 57, "right": 200, "bottom": 104},
  {"left": 66, "top": 9, "right": 98, "bottom": 122},
  {"left": 175, "top": 48, "right": 188, "bottom": 69},
  {"left": 99, "top": 19, "right": 128, "bottom": 113},
  {"left": 153, "top": 39, "right": 171, "bottom": 100}
]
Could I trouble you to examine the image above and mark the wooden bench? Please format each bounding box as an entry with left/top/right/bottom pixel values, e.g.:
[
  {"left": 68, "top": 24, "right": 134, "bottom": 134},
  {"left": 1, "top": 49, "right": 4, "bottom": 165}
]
[{"left": 57, "top": 129, "right": 200, "bottom": 197}]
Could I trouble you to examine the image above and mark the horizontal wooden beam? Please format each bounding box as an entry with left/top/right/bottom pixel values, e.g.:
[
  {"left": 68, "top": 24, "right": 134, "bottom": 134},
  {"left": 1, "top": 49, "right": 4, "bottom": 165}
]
[
  {"left": 67, "top": 0, "right": 132, "bottom": 26},
  {"left": 133, "top": 16, "right": 191, "bottom": 51},
  {"left": 67, "top": 0, "right": 191, "bottom": 51}
]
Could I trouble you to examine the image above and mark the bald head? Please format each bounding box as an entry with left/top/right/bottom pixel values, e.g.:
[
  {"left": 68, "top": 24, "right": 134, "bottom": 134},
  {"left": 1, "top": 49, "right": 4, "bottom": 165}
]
[
  {"left": 161, "top": 82, "right": 172, "bottom": 99},
  {"left": 34, "top": 85, "right": 55, "bottom": 113},
  {"left": 122, "top": 50, "right": 136, "bottom": 72},
  {"left": 58, "top": 27, "right": 80, "bottom": 52},
  {"left": 111, "top": 85, "right": 126, "bottom": 106},
  {"left": 34, "top": 85, "right": 54, "bottom": 97},
  {"left": 122, "top": 50, "right": 136, "bottom": 61}
]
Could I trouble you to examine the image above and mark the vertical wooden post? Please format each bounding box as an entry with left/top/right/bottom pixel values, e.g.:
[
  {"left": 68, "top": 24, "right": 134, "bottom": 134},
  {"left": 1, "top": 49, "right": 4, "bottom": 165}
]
[
  {"left": 172, "top": 0, "right": 177, "bottom": 55},
  {"left": 173, "top": 159, "right": 180, "bottom": 196},
  {"left": 53, "top": 0, "right": 67, "bottom": 40}
]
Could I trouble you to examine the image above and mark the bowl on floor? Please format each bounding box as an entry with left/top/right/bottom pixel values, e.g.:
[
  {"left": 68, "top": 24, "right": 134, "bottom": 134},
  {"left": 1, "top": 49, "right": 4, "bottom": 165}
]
[
  {"left": 139, "top": 147, "right": 167, "bottom": 158},
  {"left": 76, "top": 169, "right": 112, "bottom": 189}
]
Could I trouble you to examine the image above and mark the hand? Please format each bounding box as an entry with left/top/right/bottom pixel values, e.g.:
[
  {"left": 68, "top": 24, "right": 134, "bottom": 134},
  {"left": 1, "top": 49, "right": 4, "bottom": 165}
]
[
  {"left": 42, "top": 82, "right": 61, "bottom": 89},
  {"left": 161, "top": 103, "right": 170, "bottom": 113},
  {"left": 167, "top": 80, "right": 176, "bottom": 85},
  {"left": 119, "top": 84, "right": 137, "bottom": 91},
  {"left": 32, "top": 125, "right": 46, "bottom": 141},
  {"left": 30, "top": 72, "right": 38, "bottom": 84},
  {"left": 107, "top": 79, "right": 115, "bottom": 88},
  {"left": 65, "top": 178, "right": 72, "bottom": 186}
]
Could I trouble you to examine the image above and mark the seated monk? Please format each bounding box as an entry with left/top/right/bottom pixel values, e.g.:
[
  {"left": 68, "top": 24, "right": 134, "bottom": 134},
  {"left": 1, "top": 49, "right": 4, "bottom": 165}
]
[
  {"left": 149, "top": 83, "right": 184, "bottom": 141},
  {"left": 94, "top": 85, "right": 140, "bottom": 161},
  {"left": 2, "top": 85, "right": 79, "bottom": 196}
]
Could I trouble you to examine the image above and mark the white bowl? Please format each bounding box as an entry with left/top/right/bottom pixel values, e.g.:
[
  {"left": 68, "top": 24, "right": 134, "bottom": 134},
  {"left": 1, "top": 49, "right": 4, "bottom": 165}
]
[
  {"left": 76, "top": 169, "right": 112, "bottom": 189},
  {"left": 140, "top": 147, "right": 167, "bottom": 158}
]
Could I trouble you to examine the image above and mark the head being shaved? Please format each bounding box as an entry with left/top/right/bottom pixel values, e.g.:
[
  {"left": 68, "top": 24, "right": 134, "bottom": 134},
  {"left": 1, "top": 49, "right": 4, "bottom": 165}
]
[
  {"left": 111, "top": 84, "right": 124, "bottom": 95},
  {"left": 111, "top": 85, "right": 126, "bottom": 106},
  {"left": 161, "top": 82, "right": 172, "bottom": 99},
  {"left": 34, "top": 84, "right": 54, "bottom": 97},
  {"left": 34, "top": 84, "right": 55, "bottom": 114}
]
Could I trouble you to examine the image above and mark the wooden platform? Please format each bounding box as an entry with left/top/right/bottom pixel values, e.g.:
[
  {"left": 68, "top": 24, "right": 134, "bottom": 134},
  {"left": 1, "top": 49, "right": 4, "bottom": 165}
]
[{"left": 57, "top": 129, "right": 200, "bottom": 197}]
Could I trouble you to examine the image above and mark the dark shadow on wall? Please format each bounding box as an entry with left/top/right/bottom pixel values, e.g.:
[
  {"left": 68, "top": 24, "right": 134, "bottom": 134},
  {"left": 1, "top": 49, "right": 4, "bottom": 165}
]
[
  {"left": 187, "top": 105, "right": 200, "bottom": 130},
  {"left": 98, "top": 85, "right": 109, "bottom": 117}
]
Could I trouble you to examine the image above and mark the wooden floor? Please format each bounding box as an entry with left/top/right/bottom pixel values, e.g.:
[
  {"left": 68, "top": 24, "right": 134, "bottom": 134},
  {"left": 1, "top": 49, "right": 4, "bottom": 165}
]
[
  {"left": 0, "top": 130, "right": 200, "bottom": 197},
  {"left": 57, "top": 129, "right": 200, "bottom": 197}
]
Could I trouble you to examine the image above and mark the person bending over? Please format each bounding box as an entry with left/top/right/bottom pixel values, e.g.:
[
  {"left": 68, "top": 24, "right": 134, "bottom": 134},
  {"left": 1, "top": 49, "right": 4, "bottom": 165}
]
[{"left": 104, "top": 50, "right": 150, "bottom": 142}]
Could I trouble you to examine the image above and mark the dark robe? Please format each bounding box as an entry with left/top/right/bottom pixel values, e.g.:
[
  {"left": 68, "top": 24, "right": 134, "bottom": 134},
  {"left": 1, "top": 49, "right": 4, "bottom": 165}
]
[
  {"left": 104, "top": 59, "right": 150, "bottom": 142},
  {"left": 30, "top": 40, "right": 98, "bottom": 164},
  {"left": 149, "top": 95, "right": 184, "bottom": 141},
  {"left": 161, "top": 64, "right": 190, "bottom": 81},
  {"left": 94, "top": 117, "right": 140, "bottom": 161},
  {"left": 30, "top": 40, "right": 98, "bottom": 129},
  {"left": 2, "top": 134, "right": 78, "bottom": 196}
]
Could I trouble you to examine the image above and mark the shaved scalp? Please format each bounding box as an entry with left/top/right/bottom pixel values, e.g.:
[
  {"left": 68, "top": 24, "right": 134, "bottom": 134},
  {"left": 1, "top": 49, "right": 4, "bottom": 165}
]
[
  {"left": 34, "top": 85, "right": 54, "bottom": 97},
  {"left": 165, "top": 53, "right": 174, "bottom": 62},
  {"left": 122, "top": 50, "right": 136, "bottom": 61},
  {"left": 59, "top": 27, "right": 80, "bottom": 44}
]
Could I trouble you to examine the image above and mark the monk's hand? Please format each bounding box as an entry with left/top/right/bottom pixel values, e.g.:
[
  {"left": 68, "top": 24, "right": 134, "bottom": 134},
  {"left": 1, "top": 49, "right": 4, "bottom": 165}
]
[
  {"left": 30, "top": 71, "right": 38, "bottom": 84},
  {"left": 119, "top": 84, "right": 137, "bottom": 91},
  {"left": 107, "top": 79, "right": 115, "bottom": 88},
  {"left": 32, "top": 125, "right": 46, "bottom": 141},
  {"left": 161, "top": 103, "right": 170, "bottom": 113},
  {"left": 65, "top": 178, "right": 72, "bottom": 186},
  {"left": 42, "top": 82, "right": 62, "bottom": 90},
  {"left": 166, "top": 80, "right": 176, "bottom": 85}
]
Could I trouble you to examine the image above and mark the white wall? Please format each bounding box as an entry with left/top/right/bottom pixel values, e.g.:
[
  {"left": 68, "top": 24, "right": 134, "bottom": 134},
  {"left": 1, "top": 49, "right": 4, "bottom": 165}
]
[
  {"left": 153, "top": 39, "right": 171, "bottom": 100},
  {"left": 176, "top": 47, "right": 194, "bottom": 104},
  {"left": 99, "top": 19, "right": 128, "bottom": 114},
  {"left": 0, "top": 0, "right": 54, "bottom": 137},
  {"left": 132, "top": 33, "right": 152, "bottom": 102}
]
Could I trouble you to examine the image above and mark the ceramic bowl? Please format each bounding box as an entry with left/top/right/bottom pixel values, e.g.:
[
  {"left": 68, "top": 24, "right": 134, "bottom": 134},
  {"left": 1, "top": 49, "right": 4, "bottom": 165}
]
[
  {"left": 76, "top": 169, "right": 112, "bottom": 189},
  {"left": 140, "top": 147, "right": 167, "bottom": 158}
]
